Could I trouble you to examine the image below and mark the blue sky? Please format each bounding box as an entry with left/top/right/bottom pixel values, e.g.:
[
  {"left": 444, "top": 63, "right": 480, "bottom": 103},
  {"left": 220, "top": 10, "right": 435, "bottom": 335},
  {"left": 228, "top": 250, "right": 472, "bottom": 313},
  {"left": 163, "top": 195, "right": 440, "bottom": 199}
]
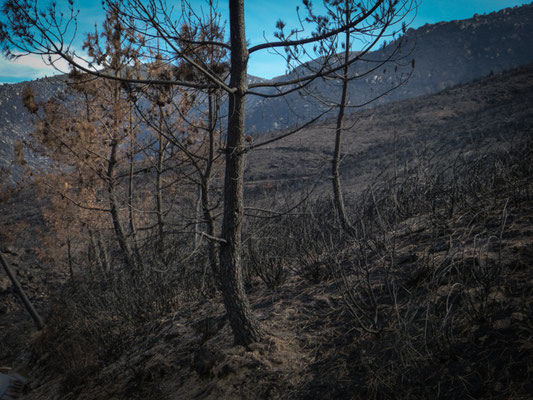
[{"left": 0, "top": 0, "right": 530, "bottom": 83}]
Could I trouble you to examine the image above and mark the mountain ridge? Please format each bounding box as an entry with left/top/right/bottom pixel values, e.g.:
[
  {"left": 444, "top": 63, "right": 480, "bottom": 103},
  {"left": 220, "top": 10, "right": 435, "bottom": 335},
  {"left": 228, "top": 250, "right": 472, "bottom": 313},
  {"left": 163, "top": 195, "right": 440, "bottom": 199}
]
[
  {"left": 245, "top": 2, "right": 533, "bottom": 131},
  {"left": 1, "top": 3, "right": 533, "bottom": 170}
]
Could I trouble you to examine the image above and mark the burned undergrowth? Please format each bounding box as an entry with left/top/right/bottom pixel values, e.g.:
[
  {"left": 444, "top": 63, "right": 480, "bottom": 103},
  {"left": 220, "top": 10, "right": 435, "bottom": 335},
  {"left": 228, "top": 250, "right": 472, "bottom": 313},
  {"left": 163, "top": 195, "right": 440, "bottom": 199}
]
[
  {"left": 8, "top": 131, "right": 532, "bottom": 400},
  {"left": 304, "top": 135, "right": 533, "bottom": 399}
]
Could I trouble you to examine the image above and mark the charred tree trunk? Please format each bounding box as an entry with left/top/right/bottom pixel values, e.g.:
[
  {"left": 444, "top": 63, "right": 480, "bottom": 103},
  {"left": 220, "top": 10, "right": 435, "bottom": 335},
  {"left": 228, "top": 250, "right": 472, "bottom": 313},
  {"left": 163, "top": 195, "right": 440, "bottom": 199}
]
[
  {"left": 219, "top": 0, "right": 265, "bottom": 346},
  {"left": 127, "top": 120, "right": 144, "bottom": 267},
  {"left": 332, "top": 3, "right": 356, "bottom": 237},
  {"left": 108, "top": 139, "right": 137, "bottom": 272},
  {"left": 66, "top": 237, "right": 74, "bottom": 279},
  {"left": 96, "top": 230, "right": 111, "bottom": 273},
  {"left": 202, "top": 90, "right": 220, "bottom": 277},
  {"left": 89, "top": 229, "right": 108, "bottom": 276},
  {"left": 0, "top": 251, "right": 44, "bottom": 330},
  {"left": 156, "top": 112, "right": 166, "bottom": 244}
]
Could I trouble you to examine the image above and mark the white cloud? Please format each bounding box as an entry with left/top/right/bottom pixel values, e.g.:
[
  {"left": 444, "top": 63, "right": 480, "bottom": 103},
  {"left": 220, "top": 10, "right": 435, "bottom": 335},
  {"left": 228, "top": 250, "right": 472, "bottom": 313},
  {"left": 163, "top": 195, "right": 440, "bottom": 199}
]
[
  {"left": 0, "top": 50, "right": 98, "bottom": 83},
  {"left": 0, "top": 53, "right": 70, "bottom": 82}
]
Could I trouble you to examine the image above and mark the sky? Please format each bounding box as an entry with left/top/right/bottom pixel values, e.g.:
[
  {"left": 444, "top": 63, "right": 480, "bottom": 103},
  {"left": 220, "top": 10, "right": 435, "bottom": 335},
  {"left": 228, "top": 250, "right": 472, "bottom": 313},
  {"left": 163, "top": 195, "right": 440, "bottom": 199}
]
[{"left": 0, "top": 0, "right": 531, "bottom": 83}]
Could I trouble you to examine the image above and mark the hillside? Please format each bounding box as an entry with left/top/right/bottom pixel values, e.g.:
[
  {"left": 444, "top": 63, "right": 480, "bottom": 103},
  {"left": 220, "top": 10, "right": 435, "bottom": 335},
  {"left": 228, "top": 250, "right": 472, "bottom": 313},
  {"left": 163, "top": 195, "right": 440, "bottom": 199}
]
[
  {"left": 0, "top": 57, "right": 532, "bottom": 400},
  {"left": 245, "top": 62, "right": 533, "bottom": 197},
  {"left": 246, "top": 3, "right": 533, "bottom": 132},
  {"left": 0, "top": 76, "right": 66, "bottom": 172},
  {"left": 2, "top": 3, "right": 533, "bottom": 170}
]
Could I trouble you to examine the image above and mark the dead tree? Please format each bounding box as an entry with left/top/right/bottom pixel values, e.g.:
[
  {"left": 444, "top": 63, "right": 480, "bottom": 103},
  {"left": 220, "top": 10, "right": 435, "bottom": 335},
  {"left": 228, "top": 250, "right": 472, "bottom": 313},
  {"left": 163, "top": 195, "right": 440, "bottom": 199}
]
[
  {"left": 1, "top": 0, "right": 416, "bottom": 346},
  {"left": 0, "top": 251, "right": 44, "bottom": 330}
]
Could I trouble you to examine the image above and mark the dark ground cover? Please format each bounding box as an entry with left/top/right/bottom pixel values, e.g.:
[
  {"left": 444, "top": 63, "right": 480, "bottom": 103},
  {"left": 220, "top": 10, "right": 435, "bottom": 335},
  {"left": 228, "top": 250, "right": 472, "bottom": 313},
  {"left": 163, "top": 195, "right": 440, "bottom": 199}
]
[{"left": 1, "top": 64, "right": 532, "bottom": 400}]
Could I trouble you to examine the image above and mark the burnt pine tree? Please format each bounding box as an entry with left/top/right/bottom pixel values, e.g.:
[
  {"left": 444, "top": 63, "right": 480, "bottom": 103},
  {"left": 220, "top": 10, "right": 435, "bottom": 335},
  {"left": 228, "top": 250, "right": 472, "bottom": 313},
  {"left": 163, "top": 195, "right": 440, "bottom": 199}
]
[
  {"left": 0, "top": 0, "right": 416, "bottom": 346},
  {"left": 289, "top": 0, "right": 416, "bottom": 236}
]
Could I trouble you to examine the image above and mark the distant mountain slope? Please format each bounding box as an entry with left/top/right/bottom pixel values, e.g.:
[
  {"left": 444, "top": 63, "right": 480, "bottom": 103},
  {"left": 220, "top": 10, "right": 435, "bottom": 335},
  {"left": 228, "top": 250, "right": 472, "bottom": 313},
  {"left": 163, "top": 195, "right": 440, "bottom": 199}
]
[
  {"left": 0, "top": 76, "right": 66, "bottom": 172},
  {"left": 1, "top": 3, "right": 533, "bottom": 170},
  {"left": 245, "top": 62, "right": 533, "bottom": 196},
  {"left": 246, "top": 3, "right": 533, "bottom": 132}
]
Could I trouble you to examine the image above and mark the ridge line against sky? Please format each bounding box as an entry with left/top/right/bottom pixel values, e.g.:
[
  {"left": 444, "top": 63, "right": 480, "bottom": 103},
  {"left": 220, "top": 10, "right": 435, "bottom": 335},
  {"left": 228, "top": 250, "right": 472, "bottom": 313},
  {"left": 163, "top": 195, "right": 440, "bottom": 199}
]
[{"left": 0, "top": 0, "right": 531, "bottom": 84}]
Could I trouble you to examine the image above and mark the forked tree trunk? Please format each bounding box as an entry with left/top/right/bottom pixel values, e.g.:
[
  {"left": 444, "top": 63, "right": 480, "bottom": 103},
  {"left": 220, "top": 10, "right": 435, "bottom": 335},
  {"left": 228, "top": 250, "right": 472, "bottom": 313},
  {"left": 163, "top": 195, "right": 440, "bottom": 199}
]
[
  {"left": 0, "top": 251, "right": 44, "bottom": 330},
  {"left": 219, "top": 0, "right": 265, "bottom": 346}
]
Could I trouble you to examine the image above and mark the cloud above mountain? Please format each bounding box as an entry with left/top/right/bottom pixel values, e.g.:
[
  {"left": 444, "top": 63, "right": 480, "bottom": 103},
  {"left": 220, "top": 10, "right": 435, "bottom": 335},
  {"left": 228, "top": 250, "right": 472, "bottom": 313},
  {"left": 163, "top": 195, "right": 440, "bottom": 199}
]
[{"left": 0, "top": 53, "right": 71, "bottom": 83}]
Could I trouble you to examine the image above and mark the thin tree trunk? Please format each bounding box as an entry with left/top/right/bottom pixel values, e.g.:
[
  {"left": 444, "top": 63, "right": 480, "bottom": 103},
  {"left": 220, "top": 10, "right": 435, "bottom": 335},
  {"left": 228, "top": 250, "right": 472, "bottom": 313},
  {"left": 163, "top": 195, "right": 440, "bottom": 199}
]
[
  {"left": 127, "top": 117, "right": 144, "bottom": 267},
  {"left": 202, "top": 90, "right": 219, "bottom": 277},
  {"left": 128, "top": 125, "right": 138, "bottom": 238},
  {"left": 66, "top": 237, "right": 74, "bottom": 279},
  {"left": 106, "top": 72, "right": 138, "bottom": 272},
  {"left": 332, "top": 3, "right": 356, "bottom": 237},
  {"left": 219, "top": 0, "right": 265, "bottom": 346},
  {"left": 108, "top": 139, "right": 137, "bottom": 272},
  {"left": 194, "top": 186, "right": 201, "bottom": 249},
  {"left": 156, "top": 112, "right": 166, "bottom": 244},
  {"left": 0, "top": 251, "right": 44, "bottom": 330},
  {"left": 89, "top": 229, "right": 107, "bottom": 275},
  {"left": 96, "top": 231, "right": 111, "bottom": 273}
]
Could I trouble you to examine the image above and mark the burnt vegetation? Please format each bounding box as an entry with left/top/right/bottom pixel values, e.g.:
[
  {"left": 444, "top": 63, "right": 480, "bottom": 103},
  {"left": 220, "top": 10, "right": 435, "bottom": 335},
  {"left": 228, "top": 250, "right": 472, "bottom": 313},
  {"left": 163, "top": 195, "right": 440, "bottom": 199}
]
[
  {"left": 2, "top": 64, "right": 532, "bottom": 399},
  {"left": 0, "top": 1, "right": 533, "bottom": 399}
]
